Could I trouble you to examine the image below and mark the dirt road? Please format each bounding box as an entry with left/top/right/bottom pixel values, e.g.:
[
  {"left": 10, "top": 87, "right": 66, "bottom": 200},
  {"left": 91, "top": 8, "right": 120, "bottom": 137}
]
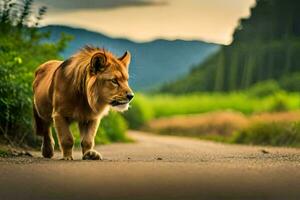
[{"left": 1, "top": 131, "right": 300, "bottom": 200}]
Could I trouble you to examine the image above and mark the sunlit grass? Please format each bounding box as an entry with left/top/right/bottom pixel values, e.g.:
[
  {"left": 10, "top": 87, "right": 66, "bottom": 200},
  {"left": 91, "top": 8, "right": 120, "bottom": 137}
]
[{"left": 141, "top": 92, "right": 300, "bottom": 118}]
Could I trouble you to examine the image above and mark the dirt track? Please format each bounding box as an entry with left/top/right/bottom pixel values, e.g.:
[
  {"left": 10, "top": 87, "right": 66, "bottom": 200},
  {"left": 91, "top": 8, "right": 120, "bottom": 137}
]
[{"left": 0, "top": 131, "right": 300, "bottom": 200}]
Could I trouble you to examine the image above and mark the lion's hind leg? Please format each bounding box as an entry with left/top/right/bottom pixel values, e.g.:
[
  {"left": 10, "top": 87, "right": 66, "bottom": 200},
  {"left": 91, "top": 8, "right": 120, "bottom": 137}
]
[{"left": 33, "top": 105, "right": 55, "bottom": 158}]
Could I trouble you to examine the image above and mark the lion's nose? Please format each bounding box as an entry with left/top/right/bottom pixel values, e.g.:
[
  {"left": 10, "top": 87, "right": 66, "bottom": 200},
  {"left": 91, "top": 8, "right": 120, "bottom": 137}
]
[{"left": 126, "top": 93, "right": 134, "bottom": 101}]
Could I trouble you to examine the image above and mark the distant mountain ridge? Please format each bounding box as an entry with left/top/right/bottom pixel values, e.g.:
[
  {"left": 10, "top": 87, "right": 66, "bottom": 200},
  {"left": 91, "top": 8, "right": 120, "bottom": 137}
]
[{"left": 40, "top": 25, "right": 219, "bottom": 90}]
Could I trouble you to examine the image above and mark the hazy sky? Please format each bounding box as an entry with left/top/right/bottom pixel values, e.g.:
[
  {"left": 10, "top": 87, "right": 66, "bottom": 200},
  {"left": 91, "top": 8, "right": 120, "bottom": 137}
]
[{"left": 36, "top": 0, "right": 256, "bottom": 44}]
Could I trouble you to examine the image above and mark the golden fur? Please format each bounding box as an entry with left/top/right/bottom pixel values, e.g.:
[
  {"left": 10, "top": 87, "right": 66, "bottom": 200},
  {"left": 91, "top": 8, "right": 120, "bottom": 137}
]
[{"left": 33, "top": 46, "right": 133, "bottom": 160}]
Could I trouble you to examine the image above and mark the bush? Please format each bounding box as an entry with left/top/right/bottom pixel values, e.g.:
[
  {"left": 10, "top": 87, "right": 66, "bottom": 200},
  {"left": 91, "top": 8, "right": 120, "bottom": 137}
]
[
  {"left": 231, "top": 122, "right": 300, "bottom": 147},
  {"left": 269, "top": 92, "right": 290, "bottom": 112},
  {"left": 247, "top": 80, "right": 281, "bottom": 97},
  {"left": 279, "top": 73, "right": 300, "bottom": 92},
  {"left": 100, "top": 111, "right": 130, "bottom": 142},
  {"left": 123, "top": 94, "right": 154, "bottom": 129},
  {"left": 0, "top": 53, "right": 34, "bottom": 146},
  {"left": 0, "top": 0, "right": 69, "bottom": 147}
]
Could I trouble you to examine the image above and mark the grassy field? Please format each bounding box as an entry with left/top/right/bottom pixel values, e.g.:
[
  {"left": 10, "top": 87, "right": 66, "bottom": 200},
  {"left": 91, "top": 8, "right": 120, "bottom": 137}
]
[{"left": 140, "top": 92, "right": 300, "bottom": 118}]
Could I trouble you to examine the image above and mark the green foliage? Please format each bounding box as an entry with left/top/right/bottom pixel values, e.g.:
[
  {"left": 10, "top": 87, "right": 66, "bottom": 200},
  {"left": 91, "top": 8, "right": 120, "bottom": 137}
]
[
  {"left": 279, "top": 73, "right": 300, "bottom": 92},
  {"left": 269, "top": 92, "right": 290, "bottom": 112},
  {"left": 126, "top": 93, "right": 300, "bottom": 120},
  {"left": 247, "top": 80, "right": 281, "bottom": 97},
  {"left": 123, "top": 94, "right": 154, "bottom": 129},
  {"left": 0, "top": 149, "right": 9, "bottom": 157},
  {"left": 100, "top": 111, "right": 130, "bottom": 142},
  {"left": 160, "top": 0, "right": 300, "bottom": 93},
  {"left": 0, "top": 0, "right": 69, "bottom": 146},
  {"left": 231, "top": 122, "right": 300, "bottom": 147}
]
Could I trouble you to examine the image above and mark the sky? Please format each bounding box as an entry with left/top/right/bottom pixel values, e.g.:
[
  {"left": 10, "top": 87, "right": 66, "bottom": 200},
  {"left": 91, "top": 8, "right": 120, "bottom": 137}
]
[{"left": 36, "top": 0, "right": 256, "bottom": 45}]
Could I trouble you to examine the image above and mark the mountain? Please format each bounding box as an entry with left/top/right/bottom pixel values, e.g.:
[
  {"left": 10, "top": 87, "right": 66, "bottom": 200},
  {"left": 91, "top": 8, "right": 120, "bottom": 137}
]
[
  {"left": 161, "top": 0, "right": 300, "bottom": 93},
  {"left": 40, "top": 25, "right": 219, "bottom": 90}
]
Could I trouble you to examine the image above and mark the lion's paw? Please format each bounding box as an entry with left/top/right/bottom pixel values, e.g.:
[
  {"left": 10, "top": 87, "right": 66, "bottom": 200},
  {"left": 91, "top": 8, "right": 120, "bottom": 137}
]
[
  {"left": 42, "top": 142, "right": 54, "bottom": 158},
  {"left": 61, "top": 155, "right": 73, "bottom": 160},
  {"left": 83, "top": 150, "right": 103, "bottom": 160}
]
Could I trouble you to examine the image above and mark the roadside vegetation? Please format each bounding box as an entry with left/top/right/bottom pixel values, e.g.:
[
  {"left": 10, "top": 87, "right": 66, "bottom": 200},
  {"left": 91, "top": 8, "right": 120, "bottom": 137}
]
[{"left": 140, "top": 110, "right": 300, "bottom": 147}]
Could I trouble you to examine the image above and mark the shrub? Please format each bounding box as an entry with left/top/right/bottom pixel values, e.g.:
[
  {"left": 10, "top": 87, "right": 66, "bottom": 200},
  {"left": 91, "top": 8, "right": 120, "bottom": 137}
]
[
  {"left": 231, "top": 122, "right": 300, "bottom": 147},
  {"left": 100, "top": 111, "right": 129, "bottom": 142},
  {"left": 123, "top": 94, "right": 154, "bottom": 129},
  {"left": 247, "top": 80, "right": 281, "bottom": 97},
  {"left": 0, "top": 0, "right": 68, "bottom": 147},
  {"left": 0, "top": 53, "right": 34, "bottom": 146},
  {"left": 279, "top": 73, "right": 300, "bottom": 92},
  {"left": 269, "top": 92, "right": 290, "bottom": 112}
]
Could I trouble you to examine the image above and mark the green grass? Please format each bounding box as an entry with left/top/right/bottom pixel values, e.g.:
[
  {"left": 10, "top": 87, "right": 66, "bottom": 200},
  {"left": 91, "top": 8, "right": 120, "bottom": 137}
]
[
  {"left": 0, "top": 149, "right": 9, "bottom": 157},
  {"left": 123, "top": 94, "right": 154, "bottom": 129},
  {"left": 0, "top": 145, "right": 13, "bottom": 157},
  {"left": 141, "top": 92, "right": 300, "bottom": 118}
]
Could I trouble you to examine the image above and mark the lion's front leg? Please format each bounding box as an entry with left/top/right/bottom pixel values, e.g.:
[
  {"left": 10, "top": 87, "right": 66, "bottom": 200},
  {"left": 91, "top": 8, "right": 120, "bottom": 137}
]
[
  {"left": 53, "top": 113, "right": 74, "bottom": 160},
  {"left": 79, "top": 118, "right": 102, "bottom": 160}
]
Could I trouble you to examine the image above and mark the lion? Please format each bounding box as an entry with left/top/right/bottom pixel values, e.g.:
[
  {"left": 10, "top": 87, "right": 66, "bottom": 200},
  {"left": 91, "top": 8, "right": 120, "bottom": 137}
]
[{"left": 32, "top": 46, "right": 134, "bottom": 160}]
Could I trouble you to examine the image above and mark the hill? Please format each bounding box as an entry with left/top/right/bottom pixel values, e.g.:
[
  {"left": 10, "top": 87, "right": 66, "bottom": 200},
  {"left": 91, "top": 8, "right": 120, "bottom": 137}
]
[
  {"left": 40, "top": 25, "right": 219, "bottom": 90},
  {"left": 161, "top": 0, "right": 300, "bottom": 93}
]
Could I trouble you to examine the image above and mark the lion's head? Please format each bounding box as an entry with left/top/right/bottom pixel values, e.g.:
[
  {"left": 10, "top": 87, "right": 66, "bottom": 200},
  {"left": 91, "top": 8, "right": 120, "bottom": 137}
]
[
  {"left": 83, "top": 48, "right": 134, "bottom": 113},
  {"left": 63, "top": 46, "right": 134, "bottom": 113}
]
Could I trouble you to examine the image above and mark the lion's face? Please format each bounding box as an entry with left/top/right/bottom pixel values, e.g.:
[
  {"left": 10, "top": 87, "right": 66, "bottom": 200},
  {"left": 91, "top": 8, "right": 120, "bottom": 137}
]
[{"left": 86, "top": 51, "right": 134, "bottom": 112}]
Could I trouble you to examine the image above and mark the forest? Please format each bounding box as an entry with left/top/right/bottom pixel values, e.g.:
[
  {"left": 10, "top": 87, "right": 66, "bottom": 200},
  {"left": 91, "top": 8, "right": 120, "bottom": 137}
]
[{"left": 160, "top": 0, "right": 300, "bottom": 93}]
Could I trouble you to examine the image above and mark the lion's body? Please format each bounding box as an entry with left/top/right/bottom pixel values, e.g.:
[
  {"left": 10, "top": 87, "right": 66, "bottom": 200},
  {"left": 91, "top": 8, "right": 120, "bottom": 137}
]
[
  {"left": 32, "top": 46, "right": 133, "bottom": 160},
  {"left": 33, "top": 60, "right": 62, "bottom": 122}
]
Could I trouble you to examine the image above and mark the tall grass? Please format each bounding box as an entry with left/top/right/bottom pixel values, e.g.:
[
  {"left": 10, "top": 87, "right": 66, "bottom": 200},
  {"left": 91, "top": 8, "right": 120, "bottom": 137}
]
[
  {"left": 231, "top": 122, "right": 300, "bottom": 147},
  {"left": 144, "top": 110, "right": 300, "bottom": 147}
]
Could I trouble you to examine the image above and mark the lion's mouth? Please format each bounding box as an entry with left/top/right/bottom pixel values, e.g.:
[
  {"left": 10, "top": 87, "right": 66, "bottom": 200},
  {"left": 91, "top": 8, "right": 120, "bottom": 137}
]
[{"left": 110, "top": 100, "right": 129, "bottom": 107}]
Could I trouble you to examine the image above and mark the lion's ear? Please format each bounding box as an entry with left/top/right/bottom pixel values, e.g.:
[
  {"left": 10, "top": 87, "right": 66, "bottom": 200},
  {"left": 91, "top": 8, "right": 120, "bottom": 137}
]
[
  {"left": 90, "top": 53, "right": 107, "bottom": 75},
  {"left": 118, "top": 51, "right": 131, "bottom": 67}
]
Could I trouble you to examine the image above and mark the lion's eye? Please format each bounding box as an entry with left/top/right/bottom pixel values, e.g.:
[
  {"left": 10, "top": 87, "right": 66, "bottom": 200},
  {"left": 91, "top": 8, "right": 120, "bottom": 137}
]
[{"left": 111, "top": 79, "right": 118, "bottom": 86}]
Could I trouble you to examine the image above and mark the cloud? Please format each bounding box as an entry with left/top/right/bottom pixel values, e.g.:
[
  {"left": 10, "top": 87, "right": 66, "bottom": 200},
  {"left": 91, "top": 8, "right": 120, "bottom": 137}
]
[{"left": 34, "top": 0, "right": 167, "bottom": 11}]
